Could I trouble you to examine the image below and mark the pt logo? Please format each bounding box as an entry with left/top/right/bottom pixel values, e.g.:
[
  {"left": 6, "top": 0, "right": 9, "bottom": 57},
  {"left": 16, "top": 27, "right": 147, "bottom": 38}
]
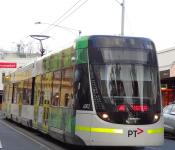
[{"left": 128, "top": 128, "right": 144, "bottom": 137}]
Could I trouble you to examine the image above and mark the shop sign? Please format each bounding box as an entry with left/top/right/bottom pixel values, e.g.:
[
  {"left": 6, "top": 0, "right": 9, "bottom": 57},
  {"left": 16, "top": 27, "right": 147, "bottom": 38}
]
[
  {"left": 0, "top": 62, "right": 17, "bottom": 68},
  {"left": 160, "top": 70, "right": 170, "bottom": 79}
]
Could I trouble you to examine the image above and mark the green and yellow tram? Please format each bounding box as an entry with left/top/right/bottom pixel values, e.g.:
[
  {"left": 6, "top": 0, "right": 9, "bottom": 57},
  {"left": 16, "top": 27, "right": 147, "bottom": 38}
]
[{"left": 2, "top": 35, "right": 164, "bottom": 146}]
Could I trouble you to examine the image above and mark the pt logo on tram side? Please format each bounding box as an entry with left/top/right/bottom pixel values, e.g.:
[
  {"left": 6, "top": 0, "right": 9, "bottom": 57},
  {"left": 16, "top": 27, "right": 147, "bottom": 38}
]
[{"left": 128, "top": 128, "right": 144, "bottom": 137}]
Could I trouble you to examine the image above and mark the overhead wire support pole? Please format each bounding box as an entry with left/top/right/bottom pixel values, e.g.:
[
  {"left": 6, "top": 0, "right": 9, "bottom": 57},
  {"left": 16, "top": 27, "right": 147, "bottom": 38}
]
[
  {"left": 121, "top": 0, "right": 125, "bottom": 36},
  {"left": 115, "top": 0, "right": 125, "bottom": 36}
]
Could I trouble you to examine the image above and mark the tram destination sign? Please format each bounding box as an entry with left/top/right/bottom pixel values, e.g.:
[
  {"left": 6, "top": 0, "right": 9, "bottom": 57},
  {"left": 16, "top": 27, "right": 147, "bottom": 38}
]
[{"left": 0, "top": 62, "right": 17, "bottom": 68}]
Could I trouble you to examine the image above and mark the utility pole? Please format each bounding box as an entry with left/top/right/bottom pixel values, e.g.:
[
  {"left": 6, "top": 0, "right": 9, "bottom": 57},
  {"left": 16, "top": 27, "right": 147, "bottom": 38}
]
[
  {"left": 115, "top": 0, "right": 125, "bottom": 36},
  {"left": 121, "top": 0, "right": 125, "bottom": 36}
]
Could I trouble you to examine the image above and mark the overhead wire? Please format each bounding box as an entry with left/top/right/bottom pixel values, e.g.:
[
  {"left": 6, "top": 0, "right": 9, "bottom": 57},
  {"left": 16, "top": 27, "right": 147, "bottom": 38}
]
[
  {"left": 42, "top": 0, "right": 82, "bottom": 33},
  {"left": 54, "top": 0, "right": 89, "bottom": 25},
  {"left": 115, "top": 0, "right": 122, "bottom": 6},
  {"left": 41, "top": 0, "right": 88, "bottom": 34}
]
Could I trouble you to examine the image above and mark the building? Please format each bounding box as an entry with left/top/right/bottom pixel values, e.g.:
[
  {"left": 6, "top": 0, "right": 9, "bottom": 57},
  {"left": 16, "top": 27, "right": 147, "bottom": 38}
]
[
  {"left": 0, "top": 51, "right": 40, "bottom": 109},
  {"left": 157, "top": 46, "right": 175, "bottom": 106}
]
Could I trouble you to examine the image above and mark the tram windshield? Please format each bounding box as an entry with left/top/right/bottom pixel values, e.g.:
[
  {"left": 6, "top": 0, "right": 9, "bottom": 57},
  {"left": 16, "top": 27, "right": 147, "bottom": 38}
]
[{"left": 90, "top": 48, "right": 161, "bottom": 125}]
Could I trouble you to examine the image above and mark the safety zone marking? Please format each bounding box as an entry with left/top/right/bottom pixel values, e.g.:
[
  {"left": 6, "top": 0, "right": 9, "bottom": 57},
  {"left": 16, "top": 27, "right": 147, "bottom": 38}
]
[{"left": 0, "top": 140, "right": 2, "bottom": 149}]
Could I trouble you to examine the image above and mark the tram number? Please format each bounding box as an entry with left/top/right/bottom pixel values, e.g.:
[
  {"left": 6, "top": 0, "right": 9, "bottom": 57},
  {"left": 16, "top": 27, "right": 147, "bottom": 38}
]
[
  {"left": 128, "top": 128, "right": 144, "bottom": 137},
  {"left": 82, "top": 104, "right": 90, "bottom": 109}
]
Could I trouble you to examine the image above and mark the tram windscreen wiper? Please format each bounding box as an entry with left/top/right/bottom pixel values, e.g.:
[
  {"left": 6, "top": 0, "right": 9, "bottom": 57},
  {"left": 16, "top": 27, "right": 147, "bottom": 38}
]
[{"left": 125, "top": 102, "right": 135, "bottom": 114}]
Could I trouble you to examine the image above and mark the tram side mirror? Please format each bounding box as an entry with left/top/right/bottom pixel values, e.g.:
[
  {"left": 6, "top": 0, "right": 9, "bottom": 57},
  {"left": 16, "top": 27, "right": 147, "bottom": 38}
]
[{"left": 71, "top": 56, "right": 76, "bottom": 64}]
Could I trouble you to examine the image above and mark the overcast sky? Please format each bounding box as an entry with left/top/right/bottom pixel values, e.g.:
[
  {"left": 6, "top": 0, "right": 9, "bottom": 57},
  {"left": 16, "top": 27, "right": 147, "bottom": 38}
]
[{"left": 0, "top": 0, "right": 175, "bottom": 53}]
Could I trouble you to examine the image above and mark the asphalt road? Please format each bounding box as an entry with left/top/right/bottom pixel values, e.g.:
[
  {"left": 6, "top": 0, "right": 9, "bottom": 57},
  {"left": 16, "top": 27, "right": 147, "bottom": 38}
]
[
  {"left": 0, "top": 115, "right": 175, "bottom": 150},
  {"left": 0, "top": 116, "right": 68, "bottom": 150}
]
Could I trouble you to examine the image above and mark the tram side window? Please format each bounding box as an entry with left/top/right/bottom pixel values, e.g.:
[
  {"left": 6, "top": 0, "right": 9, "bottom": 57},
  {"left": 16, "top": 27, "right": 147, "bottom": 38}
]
[
  {"left": 60, "top": 68, "right": 74, "bottom": 107},
  {"left": 39, "top": 75, "right": 45, "bottom": 106},
  {"left": 74, "top": 64, "right": 92, "bottom": 110},
  {"left": 23, "top": 79, "right": 32, "bottom": 105},
  {"left": 17, "top": 82, "right": 23, "bottom": 105},
  {"left": 42, "top": 73, "right": 53, "bottom": 106},
  {"left": 34, "top": 75, "right": 42, "bottom": 106},
  {"left": 28, "top": 79, "right": 32, "bottom": 105},
  {"left": 52, "top": 71, "right": 61, "bottom": 106},
  {"left": 12, "top": 82, "right": 23, "bottom": 104},
  {"left": 12, "top": 83, "right": 18, "bottom": 104},
  {"left": 8, "top": 84, "right": 13, "bottom": 102},
  {"left": 4, "top": 85, "right": 9, "bottom": 102},
  {"left": 23, "top": 80, "right": 28, "bottom": 104}
]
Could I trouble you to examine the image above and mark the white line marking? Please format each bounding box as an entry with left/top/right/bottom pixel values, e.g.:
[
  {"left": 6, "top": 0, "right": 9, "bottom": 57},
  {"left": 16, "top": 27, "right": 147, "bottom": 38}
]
[
  {"left": 0, "top": 140, "right": 2, "bottom": 148},
  {"left": 0, "top": 120, "right": 52, "bottom": 150}
]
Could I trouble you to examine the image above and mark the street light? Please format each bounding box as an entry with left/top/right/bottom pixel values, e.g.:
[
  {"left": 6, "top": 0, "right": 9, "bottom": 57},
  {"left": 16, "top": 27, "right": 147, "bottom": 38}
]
[
  {"left": 115, "top": 0, "right": 125, "bottom": 36},
  {"left": 35, "top": 22, "right": 82, "bottom": 36},
  {"left": 30, "top": 34, "right": 50, "bottom": 56}
]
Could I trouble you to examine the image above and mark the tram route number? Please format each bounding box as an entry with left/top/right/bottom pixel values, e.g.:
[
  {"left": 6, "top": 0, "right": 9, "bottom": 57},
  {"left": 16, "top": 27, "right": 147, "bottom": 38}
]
[
  {"left": 82, "top": 104, "right": 90, "bottom": 109},
  {"left": 128, "top": 128, "right": 144, "bottom": 137}
]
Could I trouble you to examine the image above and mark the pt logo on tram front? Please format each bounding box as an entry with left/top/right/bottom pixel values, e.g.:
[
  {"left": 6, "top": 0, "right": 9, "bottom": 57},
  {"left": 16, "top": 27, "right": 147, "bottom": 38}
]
[{"left": 128, "top": 128, "right": 144, "bottom": 137}]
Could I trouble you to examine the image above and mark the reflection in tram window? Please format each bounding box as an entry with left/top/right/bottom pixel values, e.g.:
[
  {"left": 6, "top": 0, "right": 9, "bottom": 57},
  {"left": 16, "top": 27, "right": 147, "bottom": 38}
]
[
  {"left": 52, "top": 71, "right": 61, "bottom": 106},
  {"left": 60, "top": 68, "right": 73, "bottom": 107},
  {"left": 52, "top": 92, "right": 59, "bottom": 106}
]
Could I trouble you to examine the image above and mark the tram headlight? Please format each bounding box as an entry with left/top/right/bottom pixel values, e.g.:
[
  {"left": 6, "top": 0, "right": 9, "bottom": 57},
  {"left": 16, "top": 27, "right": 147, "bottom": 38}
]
[
  {"left": 102, "top": 113, "right": 109, "bottom": 119},
  {"left": 154, "top": 114, "right": 160, "bottom": 122},
  {"left": 98, "top": 112, "right": 110, "bottom": 121},
  {"left": 154, "top": 115, "right": 158, "bottom": 120}
]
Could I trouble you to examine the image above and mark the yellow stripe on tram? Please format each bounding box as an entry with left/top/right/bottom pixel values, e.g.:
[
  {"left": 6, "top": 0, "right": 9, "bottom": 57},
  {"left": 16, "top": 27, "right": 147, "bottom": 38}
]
[
  {"left": 76, "top": 125, "right": 91, "bottom": 132},
  {"left": 76, "top": 125, "right": 123, "bottom": 134},
  {"left": 147, "top": 128, "right": 164, "bottom": 134}
]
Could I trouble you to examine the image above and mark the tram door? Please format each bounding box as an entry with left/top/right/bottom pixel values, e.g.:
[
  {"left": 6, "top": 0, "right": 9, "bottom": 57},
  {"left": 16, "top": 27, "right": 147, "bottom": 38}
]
[
  {"left": 33, "top": 75, "right": 42, "bottom": 129},
  {"left": 59, "top": 68, "right": 74, "bottom": 134},
  {"left": 42, "top": 73, "right": 53, "bottom": 133}
]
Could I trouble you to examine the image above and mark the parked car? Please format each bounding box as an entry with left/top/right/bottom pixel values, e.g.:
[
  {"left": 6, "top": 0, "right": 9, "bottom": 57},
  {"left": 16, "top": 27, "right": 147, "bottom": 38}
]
[{"left": 163, "top": 102, "right": 175, "bottom": 135}]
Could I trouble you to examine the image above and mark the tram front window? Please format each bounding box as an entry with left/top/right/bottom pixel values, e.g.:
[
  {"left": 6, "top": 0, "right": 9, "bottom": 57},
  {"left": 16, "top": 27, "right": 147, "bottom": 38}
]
[{"left": 91, "top": 64, "right": 161, "bottom": 125}]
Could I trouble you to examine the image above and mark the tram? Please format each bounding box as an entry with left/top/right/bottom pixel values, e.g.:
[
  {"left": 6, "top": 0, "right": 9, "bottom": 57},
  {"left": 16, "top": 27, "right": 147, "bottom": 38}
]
[{"left": 2, "top": 35, "right": 164, "bottom": 146}]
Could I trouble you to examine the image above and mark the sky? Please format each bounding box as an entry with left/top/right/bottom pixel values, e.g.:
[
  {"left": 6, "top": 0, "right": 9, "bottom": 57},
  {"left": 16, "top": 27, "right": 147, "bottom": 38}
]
[{"left": 0, "top": 0, "right": 175, "bottom": 53}]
